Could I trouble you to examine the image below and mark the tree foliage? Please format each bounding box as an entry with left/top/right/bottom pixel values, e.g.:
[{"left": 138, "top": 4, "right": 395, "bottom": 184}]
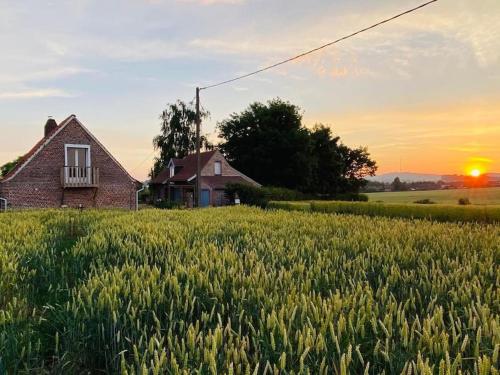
[
  {"left": 151, "top": 100, "right": 211, "bottom": 178},
  {"left": 0, "top": 156, "right": 22, "bottom": 178},
  {"left": 217, "top": 99, "right": 311, "bottom": 190},
  {"left": 391, "top": 177, "right": 409, "bottom": 191},
  {"left": 217, "top": 99, "right": 377, "bottom": 194}
]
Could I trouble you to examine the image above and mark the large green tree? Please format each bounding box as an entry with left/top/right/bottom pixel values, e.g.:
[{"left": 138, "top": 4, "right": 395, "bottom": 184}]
[
  {"left": 217, "top": 99, "right": 311, "bottom": 190},
  {"left": 217, "top": 99, "right": 377, "bottom": 194},
  {"left": 151, "top": 100, "right": 211, "bottom": 178}
]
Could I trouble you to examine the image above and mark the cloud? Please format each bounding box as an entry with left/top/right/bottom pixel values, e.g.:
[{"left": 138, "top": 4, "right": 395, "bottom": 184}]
[
  {"left": 0, "top": 66, "right": 95, "bottom": 85},
  {"left": 0, "top": 88, "right": 75, "bottom": 100},
  {"left": 469, "top": 156, "right": 493, "bottom": 164}
]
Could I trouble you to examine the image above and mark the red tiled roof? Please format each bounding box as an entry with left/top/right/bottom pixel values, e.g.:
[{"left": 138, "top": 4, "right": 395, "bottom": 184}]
[
  {"left": 1, "top": 115, "right": 73, "bottom": 182},
  {"left": 150, "top": 150, "right": 217, "bottom": 184},
  {"left": 150, "top": 169, "right": 170, "bottom": 185}
]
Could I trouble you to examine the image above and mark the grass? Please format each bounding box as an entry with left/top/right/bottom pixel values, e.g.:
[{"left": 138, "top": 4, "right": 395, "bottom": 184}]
[
  {"left": 268, "top": 200, "right": 500, "bottom": 223},
  {"left": 366, "top": 187, "right": 500, "bottom": 206},
  {"left": 0, "top": 207, "right": 499, "bottom": 373}
]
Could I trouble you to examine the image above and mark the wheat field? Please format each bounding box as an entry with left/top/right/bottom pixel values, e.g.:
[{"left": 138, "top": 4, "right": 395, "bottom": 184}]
[{"left": 0, "top": 207, "right": 499, "bottom": 374}]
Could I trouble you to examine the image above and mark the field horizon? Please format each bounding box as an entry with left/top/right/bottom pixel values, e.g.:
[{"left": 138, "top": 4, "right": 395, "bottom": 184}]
[{"left": 366, "top": 187, "right": 500, "bottom": 206}]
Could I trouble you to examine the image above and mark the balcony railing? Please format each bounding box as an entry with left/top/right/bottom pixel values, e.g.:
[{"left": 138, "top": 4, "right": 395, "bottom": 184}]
[{"left": 61, "top": 166, "right": 99, "bottom": 188}]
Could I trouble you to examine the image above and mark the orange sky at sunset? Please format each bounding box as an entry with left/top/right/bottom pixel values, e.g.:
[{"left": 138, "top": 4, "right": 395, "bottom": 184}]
[
  {"left": 307, "top": 97, "right": 500, "bottom": 176},
  {"left": 1, "top": 0, "right": 499, "bottom": 181}
]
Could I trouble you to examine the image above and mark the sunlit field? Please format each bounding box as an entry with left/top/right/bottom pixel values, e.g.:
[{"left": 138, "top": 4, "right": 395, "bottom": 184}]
[
  {"left": 269, "top": 200, "right": 500, "bottom": 223},
  {"left": 366, "top": 187, "right": 500, "bottom": 206},
  {"left": 0, "top": 207, "right": 498, "bottom": 374}
]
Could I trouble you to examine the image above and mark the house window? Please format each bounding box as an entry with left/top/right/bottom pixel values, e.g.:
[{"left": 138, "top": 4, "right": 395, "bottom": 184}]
[
  {"left": 64, "top": 144, "right": 91, "bottom": 182},
  {"left": 214, "top": 161, "right": 222, "bottom": 175},
  {"left": 65, "top": 144, "right": 91, "bottom": 168},
  {"left": 170, "top": 164, "right": 175, "bottom": 178}
]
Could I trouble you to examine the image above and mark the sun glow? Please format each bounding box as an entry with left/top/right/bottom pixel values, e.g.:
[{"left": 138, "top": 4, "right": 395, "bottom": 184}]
[{"left": 470, "top": 169, "right": 482, "bottom": 177}]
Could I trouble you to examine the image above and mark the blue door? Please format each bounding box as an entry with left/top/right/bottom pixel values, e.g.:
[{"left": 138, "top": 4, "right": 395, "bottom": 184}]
[
  {"left": 201, "top": 189, "right": 210, "bottom": 207},
  {"left": 172, "top": 188, "right": 182, "bottom": 202}
]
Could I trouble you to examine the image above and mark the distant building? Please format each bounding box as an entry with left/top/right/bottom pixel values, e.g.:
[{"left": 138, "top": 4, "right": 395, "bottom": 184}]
[
  {"left": 0, "top": 115, "right": 140, "bottom": 210},
  {"left": 150, "top": 150, "right": 260, "bottom": 207}
]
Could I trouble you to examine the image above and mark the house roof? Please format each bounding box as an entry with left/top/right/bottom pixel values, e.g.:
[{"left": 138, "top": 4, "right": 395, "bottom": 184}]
[
  {"left": 150, "top": 150, "right": 217, "bottom": 184},
  {"left": 0, "top": 115, "right": 138, "bottom": 185},
  {"left": 1, "top": 115, "right": 73, "bottom": 181}
]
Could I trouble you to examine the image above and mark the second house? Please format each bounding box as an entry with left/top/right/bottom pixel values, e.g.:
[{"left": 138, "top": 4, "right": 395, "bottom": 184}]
[{"left": 151, "top": 150, "right": 260, "bottom": 207}]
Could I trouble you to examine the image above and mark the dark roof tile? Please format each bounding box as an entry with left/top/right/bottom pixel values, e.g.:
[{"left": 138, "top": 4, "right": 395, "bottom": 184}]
[{"left": 150, "top": 150, "right": 216, "bottom": 184}]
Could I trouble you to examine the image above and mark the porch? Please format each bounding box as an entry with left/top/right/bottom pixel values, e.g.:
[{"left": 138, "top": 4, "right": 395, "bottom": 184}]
[{"left": 165, "top": 184, "right": 225, "bottom": 207}]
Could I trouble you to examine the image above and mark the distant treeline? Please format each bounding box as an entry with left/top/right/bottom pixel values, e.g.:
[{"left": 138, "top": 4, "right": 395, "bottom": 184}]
[{"left": 362, "top": 178, "right": 443, "bottom": 193}]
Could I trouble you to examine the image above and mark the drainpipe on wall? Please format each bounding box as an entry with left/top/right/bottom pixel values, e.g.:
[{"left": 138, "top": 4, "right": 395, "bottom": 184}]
[
  {"left": 136, "top": 184, "right": 146, "bottom": 211},
  {"left": 0, "top": 197, "right": 7, "bottom": 212}
]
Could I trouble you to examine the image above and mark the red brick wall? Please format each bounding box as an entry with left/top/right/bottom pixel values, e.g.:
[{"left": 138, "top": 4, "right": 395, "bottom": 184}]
[
  {"left": 0, "top": 118, "right": 137, "bottom": 209},
  {"left": 201, "top": 150, "right": 243, "bottom": 177}
]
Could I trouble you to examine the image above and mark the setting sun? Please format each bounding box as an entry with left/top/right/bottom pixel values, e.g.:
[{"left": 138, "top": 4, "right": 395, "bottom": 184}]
[{"left": 470, "top": 169, "right": 482, "bottom": 177}]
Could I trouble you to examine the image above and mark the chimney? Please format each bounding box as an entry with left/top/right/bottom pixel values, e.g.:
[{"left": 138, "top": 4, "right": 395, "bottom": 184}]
[{"left": 44, "top": 117, "right": 58, "bottom": 137}]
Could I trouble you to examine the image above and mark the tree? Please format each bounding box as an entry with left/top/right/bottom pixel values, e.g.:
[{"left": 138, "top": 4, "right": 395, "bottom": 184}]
[
  {"left": 151, "top": 100, "right": 211, "bottom": 178},
  {"left": 391, "top": 177, "right": 408, "bottom": 191},
  {"left": 308, "top": 125, "right": 377, "bottom": 194},
  {"left": 217, "top": 98, "right": 377, "bottom": 194},
  {"left": 0, "top": 156, "right": 22, "bottom": 178},
  {"left": 218, "top": 98, "right": 311, "bottom": 190},
  {"left": 337, "top": 144, "right": 377, "bottom": 192},
  {"left": 307, "top": 125, "right": 344, "bottom": 194}
]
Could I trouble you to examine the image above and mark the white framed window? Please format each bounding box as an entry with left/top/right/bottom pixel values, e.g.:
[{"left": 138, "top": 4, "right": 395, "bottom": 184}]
[
  {"left": 64, "top": 144, "right": 91, "bottom": 184},
  {"left": 170, "top": 164, "right": 175, "bottom": 178},
  {"left": 64, "top": 144, "right": 91, "bottom": 167},
  {"left": 214, "top": 161, "right": 222, "bottom": 175}
]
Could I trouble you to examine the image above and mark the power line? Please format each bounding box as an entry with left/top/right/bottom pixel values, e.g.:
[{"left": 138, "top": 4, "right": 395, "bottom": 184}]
[
  {"left": 200, "top": 0, "right": 438, "bottom": 91},
  {"left": 131, "top": 149, "right": 157, "bottom": 174}
]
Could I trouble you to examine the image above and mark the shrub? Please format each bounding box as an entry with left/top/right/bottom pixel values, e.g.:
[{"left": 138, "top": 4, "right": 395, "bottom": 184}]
[
  {"left": 225, "top": 183, "right": 368, "bottom": 207},
  {"left": 332, "top": 192, "right": 369, "bottom": 202},
  {"left": 458, "top": 197, "right": 471, "bottom": 205},
  {"left": 262, "top": 186, "right": 309, "bottom": 201},
  {"left": 138, "top": 187, "right": 151, "bottom": 203},
  {"left": 414, "top": 199, "right": 436, "bottom": 204},
  {"left": 225, "top": 183, "right": 268, "bottom": 207}
]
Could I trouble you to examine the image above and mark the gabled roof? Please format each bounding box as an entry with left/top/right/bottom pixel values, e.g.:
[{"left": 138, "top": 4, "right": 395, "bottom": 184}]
[
  {"left": 151, "top": 150, "right": 217, "bottom": 184},
  {"left": 0, "top": 115, "right": 137, "bottom": 184},
  {"left": 1, "top": 115, "right": 73, "bottom": 182}
]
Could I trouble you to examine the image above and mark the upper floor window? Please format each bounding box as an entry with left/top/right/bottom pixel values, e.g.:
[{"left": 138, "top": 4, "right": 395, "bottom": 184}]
[
  {"left": 214, "top": 161, "right": 222, "bottom": 175},
  {"left": 170, "top": 164, "right": 175, "bottom": 178},
  {"left": 64, "top": 144, "right": 91, "bottom": 181},
  {"left": 65, "top": 144, "right": 90, "bottom": 168}
]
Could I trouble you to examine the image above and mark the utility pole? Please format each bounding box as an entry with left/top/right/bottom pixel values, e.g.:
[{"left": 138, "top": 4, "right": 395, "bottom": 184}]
[{"left": 195, "top": 87, "right": 201, "bottom": 207}]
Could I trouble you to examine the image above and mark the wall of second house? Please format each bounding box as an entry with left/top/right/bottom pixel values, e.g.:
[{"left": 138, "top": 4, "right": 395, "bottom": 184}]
[
  {"left": 1, "top": 119, "right": 136, "bottom": 209},
  {"left": 200, "top": 151, "right": 256, "bottom": 183}
]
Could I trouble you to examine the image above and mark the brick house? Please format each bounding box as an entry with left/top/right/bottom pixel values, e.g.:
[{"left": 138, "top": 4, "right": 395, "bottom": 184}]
[
  {"left": 150, "top": 150, "right": 260, "bottom": 207},
  {"left": 0, "top": 115, "right": 140, "bottom": 210}
]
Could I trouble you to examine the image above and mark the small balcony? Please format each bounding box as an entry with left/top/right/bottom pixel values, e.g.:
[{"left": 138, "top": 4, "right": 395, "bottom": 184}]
[{"left": 61, "top": 166, "right": 99, "bottom": 188}]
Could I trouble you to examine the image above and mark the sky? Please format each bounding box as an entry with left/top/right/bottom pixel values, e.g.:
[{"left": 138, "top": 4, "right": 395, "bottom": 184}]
[{"left": 0, "top": 0, "right": 499, "bottom": 181}]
